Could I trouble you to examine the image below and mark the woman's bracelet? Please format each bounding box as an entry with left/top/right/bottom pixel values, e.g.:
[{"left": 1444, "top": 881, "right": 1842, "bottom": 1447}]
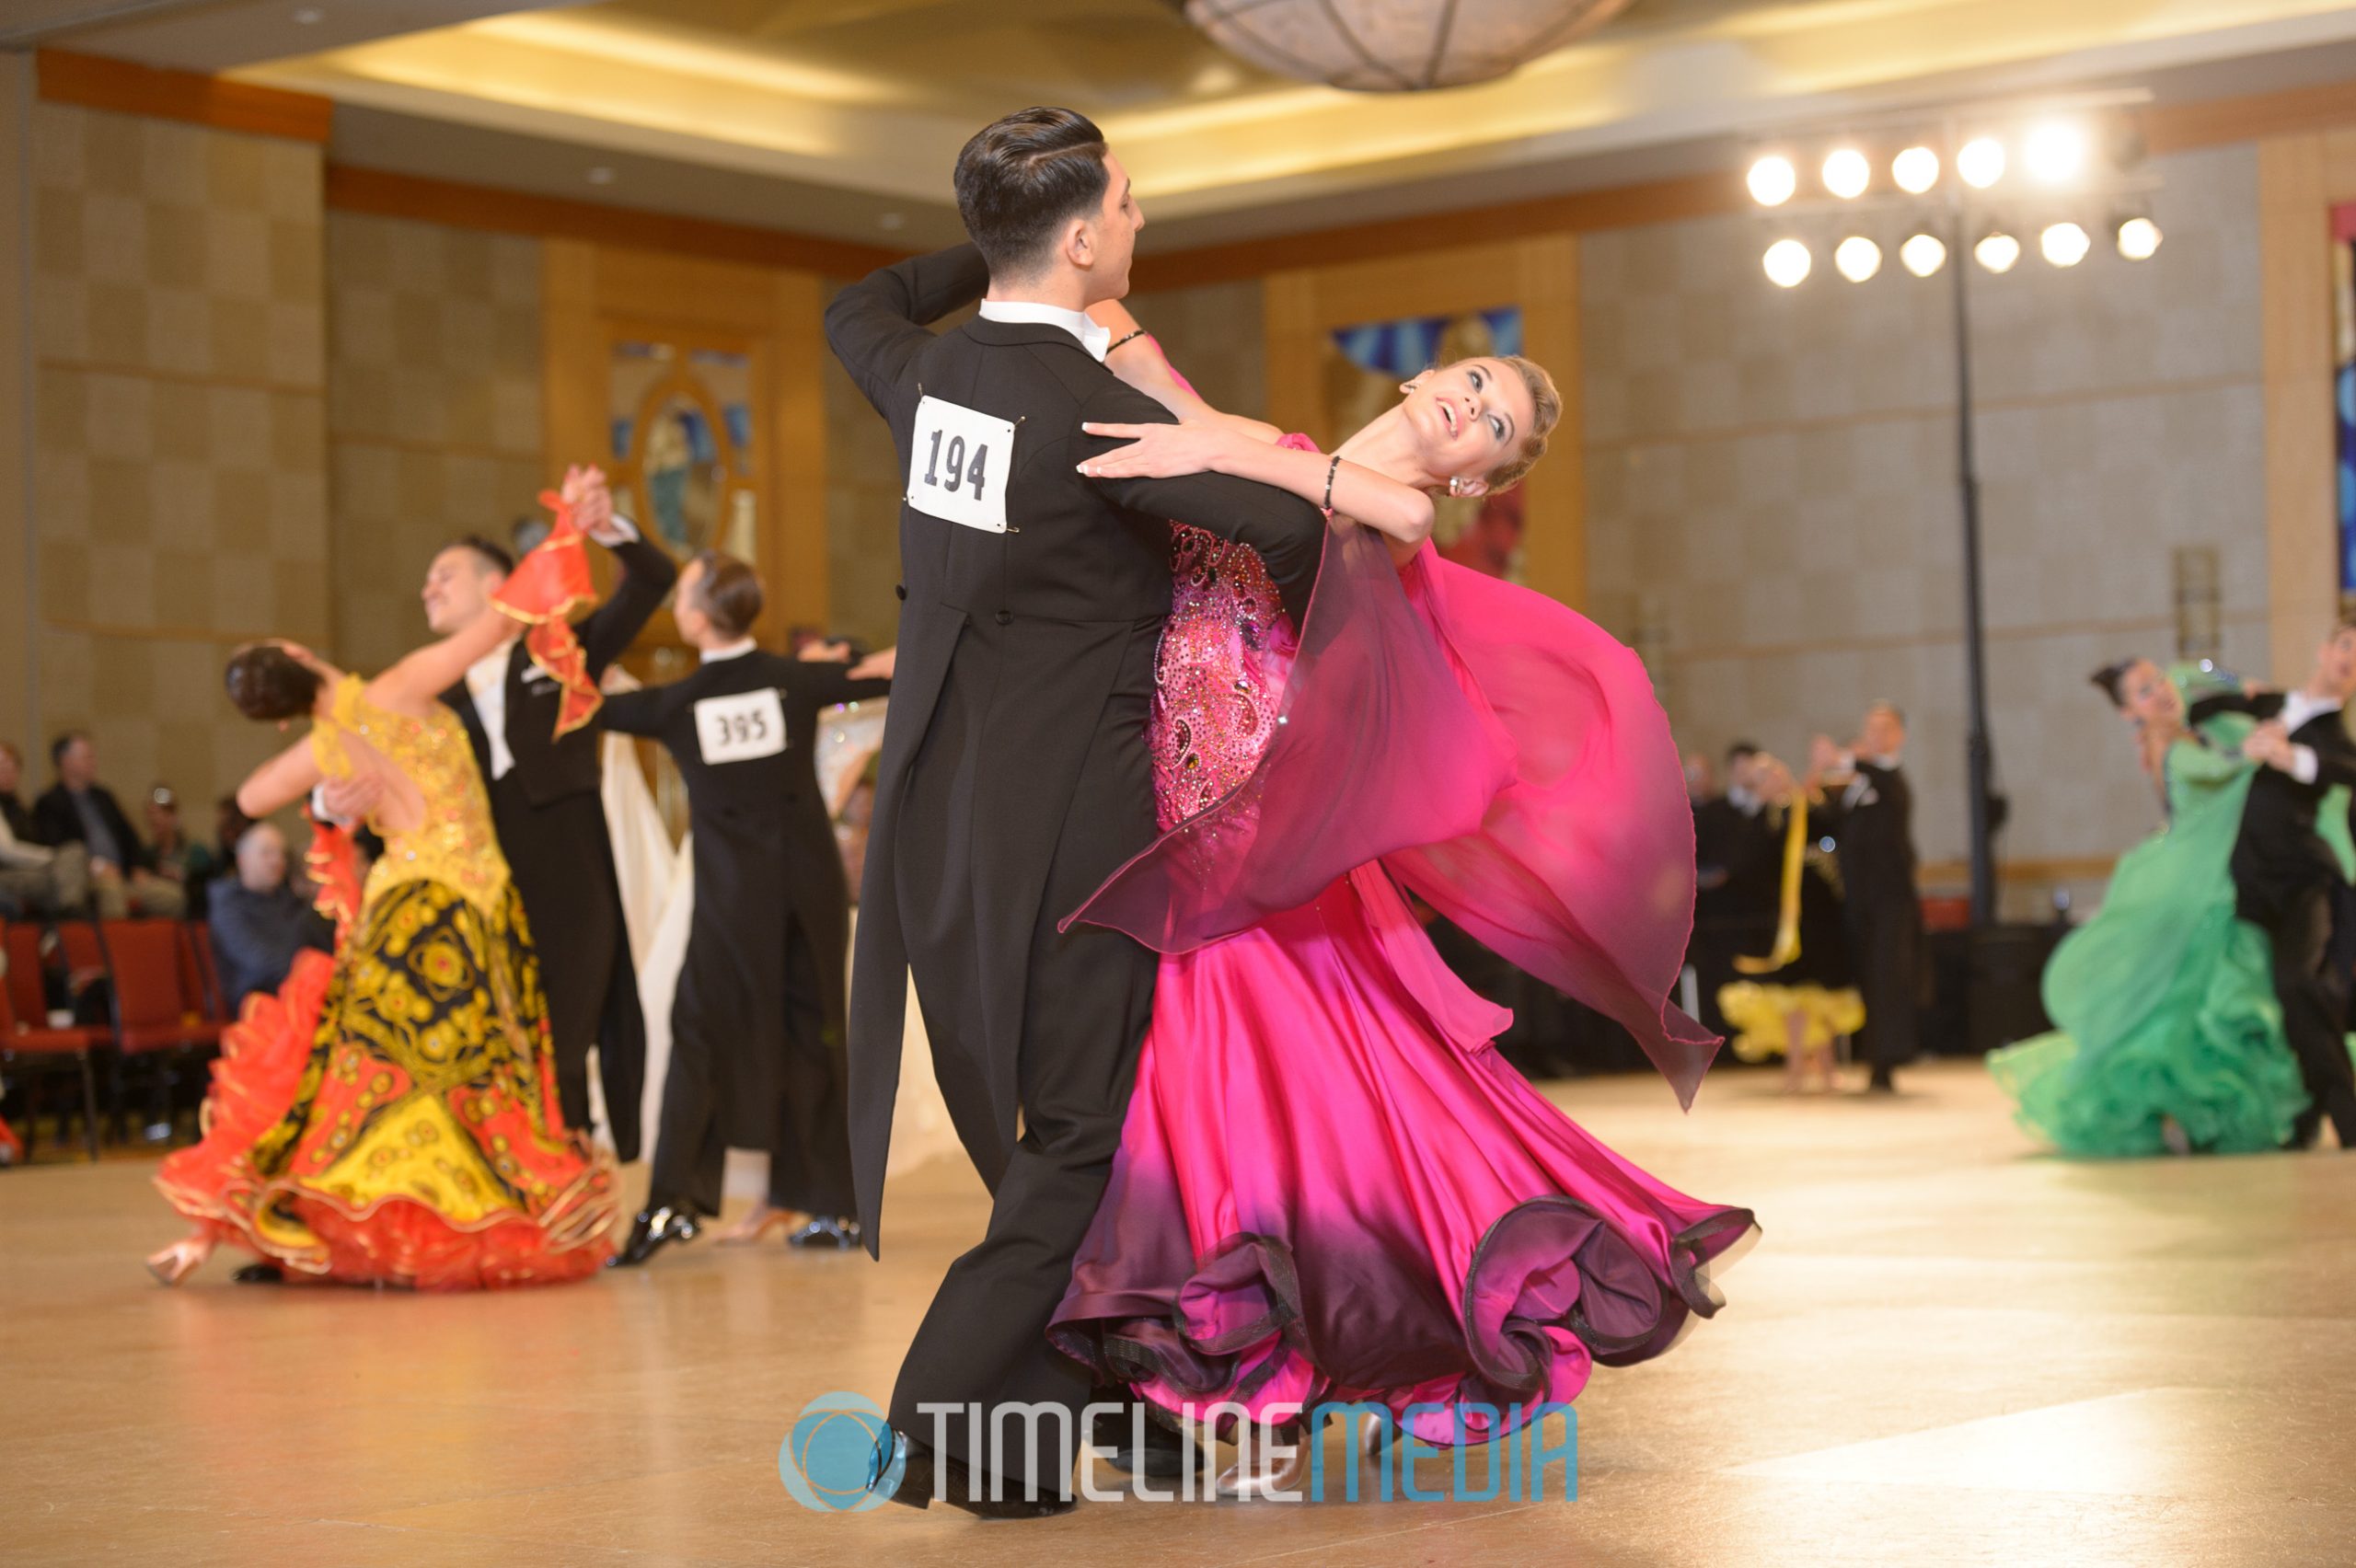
[
  {"left": 1105, "top": 328, "right": 1149, "bottom": 356},
  {"left": 1322, "top": 454, "right": 1342, "bottom": 513}
]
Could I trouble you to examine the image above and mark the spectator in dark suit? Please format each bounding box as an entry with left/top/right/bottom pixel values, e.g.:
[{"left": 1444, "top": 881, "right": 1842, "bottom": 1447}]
[
  {"left": 206, "top": 823, "right": 332, "bottom": 1011},
  {"left": 32, "top": 732, "right": 184, "bottom": 919},
  {"left": 0, "top": 740, "right": 91, "bottom": 917}
]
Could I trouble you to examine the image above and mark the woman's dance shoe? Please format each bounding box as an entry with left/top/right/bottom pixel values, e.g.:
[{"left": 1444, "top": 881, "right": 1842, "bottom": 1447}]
[
  {"left": 144, "top": 1235, "right": 213, "bottom": 1286},
  {"left": 714, "top": 1204, "right": 803, "bottom": 1246},
  {"left": 1214, "top": 1421, "right": 1313, "bottom": 1500}
]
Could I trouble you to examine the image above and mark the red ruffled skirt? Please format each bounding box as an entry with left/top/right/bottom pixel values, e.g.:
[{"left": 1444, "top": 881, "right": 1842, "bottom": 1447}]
[{"left": 156, "top": 879, "right": 614, "bottom": 1289}]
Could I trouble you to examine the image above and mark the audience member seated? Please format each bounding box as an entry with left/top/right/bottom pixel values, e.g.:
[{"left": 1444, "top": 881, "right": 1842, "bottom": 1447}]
[
  {"left": 0, "top": 739, "right": 92, "bottom": 917},
  {"left": 145, "top": 785, "right": 223, "bottom": 914},
  {"left": 206, "top": 823, "right": 332, "bottom": 1011},
  {"left": 31, "top": 732, "right": 187, "bottom": 920}
]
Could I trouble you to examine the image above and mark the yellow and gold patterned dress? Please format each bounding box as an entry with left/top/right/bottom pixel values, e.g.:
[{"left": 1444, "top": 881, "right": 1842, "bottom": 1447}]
[{"left": 157, "top": 675, "right": 616, "bottom": 1287}]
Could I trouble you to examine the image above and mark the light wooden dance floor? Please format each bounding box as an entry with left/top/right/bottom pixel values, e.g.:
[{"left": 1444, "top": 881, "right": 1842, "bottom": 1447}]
[{"left": 6, "top": 1057, "right": 2356, "bottom": 1566}]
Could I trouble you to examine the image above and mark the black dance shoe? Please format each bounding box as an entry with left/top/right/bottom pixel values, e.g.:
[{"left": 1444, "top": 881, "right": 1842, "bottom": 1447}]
[
  {"left": 787, "top": 1216, "right": 860, "bottom": 1251},
  {"left": 231, "top": 1262, "right": 283, "bottom": 1285},
  {"left": 608, "top": 1205, "right": 702, "bottom": 1267},
  {"left": 869, "top": 1425, "right": 1076, "bottom": 1519}
]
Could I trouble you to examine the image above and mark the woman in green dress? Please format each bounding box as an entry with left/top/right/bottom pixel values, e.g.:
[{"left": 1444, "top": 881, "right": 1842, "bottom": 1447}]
[{"left": 1990, "top": 660, "right": 2350, "bottom": 1155}]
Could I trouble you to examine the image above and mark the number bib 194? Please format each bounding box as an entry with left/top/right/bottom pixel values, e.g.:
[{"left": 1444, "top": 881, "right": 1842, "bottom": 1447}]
[
  {"left": 907, "top": 395, "right": 1012, "bottom": 534},
  {"left": 694, "top": 688, "right": 787, "bottom": 765}
]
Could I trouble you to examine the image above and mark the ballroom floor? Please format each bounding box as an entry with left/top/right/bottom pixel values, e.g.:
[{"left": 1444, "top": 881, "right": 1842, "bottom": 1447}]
[{"left": 6, "top": 1057, "right": 2354, "bottom": 1566}]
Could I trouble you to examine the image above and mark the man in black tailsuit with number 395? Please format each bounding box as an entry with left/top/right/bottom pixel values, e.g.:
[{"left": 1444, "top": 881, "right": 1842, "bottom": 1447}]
[{"left": 825, "top": 107, "right": 1326, "bottom": 1516}]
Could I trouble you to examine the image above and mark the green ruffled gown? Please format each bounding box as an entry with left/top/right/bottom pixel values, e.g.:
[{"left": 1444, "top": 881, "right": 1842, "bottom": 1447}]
[{"left": 1989, "top": 692, "right": 2353, "bottom": 1156}]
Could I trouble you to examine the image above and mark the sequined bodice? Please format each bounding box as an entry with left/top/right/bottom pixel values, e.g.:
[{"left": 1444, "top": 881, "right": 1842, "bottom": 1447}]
[
  {"left": 311, "top": 675, "right": 512, "bottom": 917},
  {"left": 1152, "top": 525, "right": 1299, "bottom": 831}
]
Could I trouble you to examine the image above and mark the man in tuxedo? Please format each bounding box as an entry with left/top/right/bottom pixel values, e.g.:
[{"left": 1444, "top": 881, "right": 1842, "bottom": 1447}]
[
  {"left": 1811, "top": 703, "right": 1923, "bottom": 1092},
  {"left": 33, "top": 732, "right": 184, "bottom": 918},
  {"left": 826, "top": 107, "right": 1325, "bottom": 1516},
  {"left": 2190, "top": 624, "right": 2356, "bottom": 1147},
  {"left": 412, "top": 468, "right": 674, "bottom": 1159},
  {"left": 599, "top": 551, "right": 892, "bottom": 1264},
  {"left": 1691, "top": 744, "right": 1788, "bottom": 1034}
]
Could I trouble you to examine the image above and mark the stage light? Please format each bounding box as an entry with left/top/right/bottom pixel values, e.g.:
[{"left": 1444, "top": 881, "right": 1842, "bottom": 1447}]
[
  {"left": 1974, "top": 231, "right": 2021, "bottom": 273},
  {"left": 1822, "top": 147, "right": 1871, "bottom": 200},
  {"left": 2025, "top": 121, "right": 2086, "bottom": 185},
  {"left": 2039, "top": 222, "right": 2091, "bottom": 267},
  {"left": 1958, "top": 136, "right": 2005, "bottom": 189},
  {"left": 1835, "top": 236, "right": 1882, "bottom": 282},
  {"left": 1748, "top": 155, "right": 1796, "bottom": 207},
  {"left": 2117, "top": 215, "right": 2163, "bottom": 259},
  {"left": 1892, "top": 145, "right": 1940, "bottom": 194},
  {"left": 1763, "top": 239, "right": 1812, "bottom": 288},
  {"left": 1900, "top": 233, "right": 1947, "bottom": 277}
]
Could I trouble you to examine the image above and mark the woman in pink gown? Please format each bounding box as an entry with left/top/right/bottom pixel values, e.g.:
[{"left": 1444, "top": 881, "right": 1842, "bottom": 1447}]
[{"left": 1045, "top": 325, "right": 1755, "bottom": 1482}]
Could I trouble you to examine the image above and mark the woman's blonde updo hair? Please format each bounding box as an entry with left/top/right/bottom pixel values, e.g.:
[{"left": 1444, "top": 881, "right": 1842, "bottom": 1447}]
[{"left": 1455, "top": 353, "right": 1560, "bottom": 494}]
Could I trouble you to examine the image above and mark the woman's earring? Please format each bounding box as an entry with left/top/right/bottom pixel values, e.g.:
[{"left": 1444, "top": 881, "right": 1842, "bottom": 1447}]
[{"left": 1447, "top": 475, "right": 1462, "bottom": 496}]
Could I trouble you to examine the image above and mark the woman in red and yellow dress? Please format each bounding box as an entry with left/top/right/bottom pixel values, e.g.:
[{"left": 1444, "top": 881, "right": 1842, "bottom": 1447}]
[{"left": 147, "top": 473, "right": 618, "bottom": 1289}]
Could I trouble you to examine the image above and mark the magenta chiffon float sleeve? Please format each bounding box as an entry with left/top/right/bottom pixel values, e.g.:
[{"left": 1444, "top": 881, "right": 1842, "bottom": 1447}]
[
  {"left": 1063, "top": 448, "right": 1721, "bottom": 1107},
  {"left": 1385, "top": 551, "right": 1723, "bottom": 1108}
]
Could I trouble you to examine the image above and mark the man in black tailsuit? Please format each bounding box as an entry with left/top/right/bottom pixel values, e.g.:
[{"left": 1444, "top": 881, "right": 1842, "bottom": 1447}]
[
  {"left": 2189, "top": 623, "right": 2356, "bottom": 1147},
  {"left": 598, "top": 551, "right": 892, "bottom": 1263},
  {"left": 415, "top": 467, "right": 675, "bottom": 1160},
  {"left": 826, "top": 108, "right": 1325, "bottom": 1516},
  {"left": 1812, "top": 703, "right": 1923, "bottom": 1092}
]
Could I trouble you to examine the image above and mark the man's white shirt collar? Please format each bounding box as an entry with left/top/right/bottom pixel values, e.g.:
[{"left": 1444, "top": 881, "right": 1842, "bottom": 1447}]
[
  {"left": 463, "top": 643, "right": 517, "bottom": 781},
  {"left": 977, "top": 299, "right": 1109, "bottom": 361},
  {"left": 702, "top": 639, "right": 758, "bottom": 664},
  {"left": 2281, "top": 691, "right": 2342, "bottom": 734}
]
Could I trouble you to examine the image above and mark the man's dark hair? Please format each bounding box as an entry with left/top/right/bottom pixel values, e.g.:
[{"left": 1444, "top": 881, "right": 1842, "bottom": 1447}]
[
  {"left": 688, "top": 550, "right": 766, "bottom": 642},
  {"left": 50, "top": 730, "right": 87, "bottom": 769},
  {"left": 444, "top": 535, "right": 514, "bottom": 576},
  {"left": 1726, "top": 741, "right": 1761, "bottom": 767},
  {"left": 953, "top": 107, "right": 1112, "bottom": 279},
  {"left": 225, "top": 646, "right": 323, "bottom": 723}
]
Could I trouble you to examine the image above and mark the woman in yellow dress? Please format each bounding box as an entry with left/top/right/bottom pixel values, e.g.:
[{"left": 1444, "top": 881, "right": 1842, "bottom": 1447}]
[{"left": 148, "top": 479, "right": 617, "bottom": 1288}]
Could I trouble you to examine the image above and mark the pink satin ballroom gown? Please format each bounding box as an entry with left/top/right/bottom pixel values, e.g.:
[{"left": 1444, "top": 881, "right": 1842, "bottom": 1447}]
[{"left": 1048, "top": 435, "right": 1757, "bottom": 1446}]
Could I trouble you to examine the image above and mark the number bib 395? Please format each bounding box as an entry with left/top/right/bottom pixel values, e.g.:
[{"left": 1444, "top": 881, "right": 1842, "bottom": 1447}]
[
  {"left": 907, "top": 395, "right": 1012, "bottom": 534},
  {"left": 694, "top": 688, "right": 787, "bottom": 765}
]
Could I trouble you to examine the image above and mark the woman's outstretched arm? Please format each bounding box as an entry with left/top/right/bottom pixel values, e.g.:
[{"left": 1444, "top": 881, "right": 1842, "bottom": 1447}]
[
  {"left": 236, "top": 734, "right": 324, "bottom": 819},
  {"left": 1087, "top": 302, "right": 1282, "bottom": 443},
  {"left": 1078, "top": 421, "right": 1435, "bottom": 550}
]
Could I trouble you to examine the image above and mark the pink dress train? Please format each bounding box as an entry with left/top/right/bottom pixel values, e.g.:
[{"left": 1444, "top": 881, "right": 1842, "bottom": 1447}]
[{"left": 1048, "top": 437, "right": 1754, "bottom": 1444}]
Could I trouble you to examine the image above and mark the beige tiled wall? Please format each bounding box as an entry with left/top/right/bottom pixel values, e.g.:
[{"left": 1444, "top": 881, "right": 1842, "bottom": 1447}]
[
  {"left": 325, "top": 211, "right": 544, "bottom": 677},
  {"left": 1583, "top": 143, "right": 2270, "bottom": 886},
  {"left": 25, "top": 101, "right": 328, "bottom": 828}
]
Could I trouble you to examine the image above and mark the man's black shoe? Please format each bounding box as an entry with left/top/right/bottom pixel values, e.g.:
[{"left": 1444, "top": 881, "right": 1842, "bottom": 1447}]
[
  {"left": 231, "top": 1262, "right": 283, "bottom": 1285},
  {"left": 788, "top": 1216, "right": 860, "bottom": 1251},
  {"left": 871, "top": 1426, "right": 1076, "bottom": 1519},
  {"left": 1090, "top": 1404, "right": 1200, "bottom": 1482},
  {"left": 608, "top": 1205, "right": 701, "bottom": 1267}
]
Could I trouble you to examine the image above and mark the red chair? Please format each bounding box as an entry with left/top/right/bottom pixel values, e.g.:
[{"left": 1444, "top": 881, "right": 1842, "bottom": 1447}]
[
  {"left": 182, "top": 924, "right": 230, "bottom": 1024},
  {"left": 98, "top": 919, "right": 223, "bottom": 1145},
  {"left": 0, "top": 923, "right": 105, "bottom": 1161}
]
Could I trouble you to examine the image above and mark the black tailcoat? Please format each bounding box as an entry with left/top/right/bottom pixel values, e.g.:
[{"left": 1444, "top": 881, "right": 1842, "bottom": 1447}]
[
  {"left": 826, "top": 244, "right": 1324, "bottom": 1488},
  {"left": 1822, "top": 760, "right": 1923, "bottom": 1069},
  {"left": 601, "top": 650, "right": 889, "bottom": 1213},
  {"left": 440, "top": 535, "right": 675, "bottom": 1159}
]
